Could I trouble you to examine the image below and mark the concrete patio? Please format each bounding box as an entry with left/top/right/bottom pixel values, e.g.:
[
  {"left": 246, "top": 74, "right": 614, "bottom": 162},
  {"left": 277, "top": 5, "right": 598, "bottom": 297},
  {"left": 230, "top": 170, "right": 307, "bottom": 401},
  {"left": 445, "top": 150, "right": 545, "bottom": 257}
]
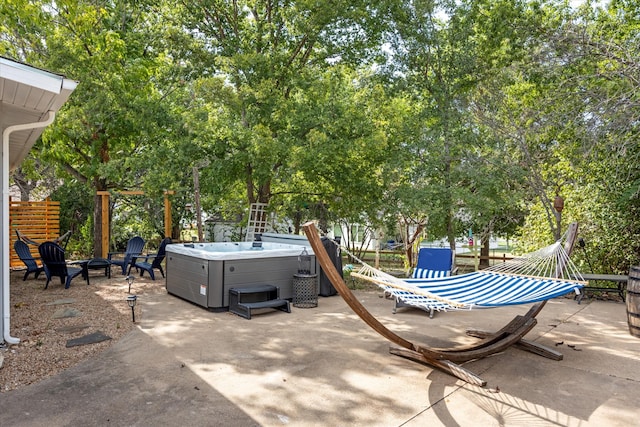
[{"left": 1, "top": 287, "right": 638, "bottom": 426}]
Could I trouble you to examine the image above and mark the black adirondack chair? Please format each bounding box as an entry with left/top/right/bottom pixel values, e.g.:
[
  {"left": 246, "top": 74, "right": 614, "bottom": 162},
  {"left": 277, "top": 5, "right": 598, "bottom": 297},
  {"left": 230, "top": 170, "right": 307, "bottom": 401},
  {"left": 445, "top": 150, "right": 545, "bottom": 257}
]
[
  {"left": 38, "top": 241, "right": 85, "bottom": 289},
  {"left": 131, "top": 237, "right": 171, "bottom": 280},
  {"left": 108, "top": 236, "right": 145, "bottom": 275},
  {"left": 14, "top": 240, "right": 45, "bottom": 281}
]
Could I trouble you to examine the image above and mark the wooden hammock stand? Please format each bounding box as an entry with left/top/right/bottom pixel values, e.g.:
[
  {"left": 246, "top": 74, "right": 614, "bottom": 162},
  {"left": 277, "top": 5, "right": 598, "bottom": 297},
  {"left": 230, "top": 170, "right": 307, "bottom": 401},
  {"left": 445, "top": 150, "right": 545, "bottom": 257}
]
[{"left": 302, "top": 221, "right": 579, "bottom": 386}]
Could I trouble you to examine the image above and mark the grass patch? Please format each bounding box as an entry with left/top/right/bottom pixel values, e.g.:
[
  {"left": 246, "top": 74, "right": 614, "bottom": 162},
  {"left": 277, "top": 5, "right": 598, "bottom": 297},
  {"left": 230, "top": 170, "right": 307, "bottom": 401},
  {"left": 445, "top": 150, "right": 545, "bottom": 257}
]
[{"left": 344, "top": 272, "right": 383, "bottom": 291}]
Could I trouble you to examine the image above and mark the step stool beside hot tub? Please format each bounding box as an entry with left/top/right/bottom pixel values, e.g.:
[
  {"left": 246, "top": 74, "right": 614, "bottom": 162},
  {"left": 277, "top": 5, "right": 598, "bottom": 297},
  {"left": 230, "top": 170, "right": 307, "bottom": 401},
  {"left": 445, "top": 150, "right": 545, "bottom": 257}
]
[
  {"left": 228, "top": 284, "right": 291, "bottom": 319},
  {"left": 165, "top": 242, "right": 317, "bottom": 311}
]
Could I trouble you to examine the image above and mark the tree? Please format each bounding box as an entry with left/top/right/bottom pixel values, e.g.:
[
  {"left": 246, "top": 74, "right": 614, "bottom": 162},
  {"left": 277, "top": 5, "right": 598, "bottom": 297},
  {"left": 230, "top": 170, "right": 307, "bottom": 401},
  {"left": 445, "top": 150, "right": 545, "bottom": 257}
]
[
  {"left": 470, "top": 0, "right": 640, "bottom": 270},
  {"left": 384, "top": 0, "right": 532, "bottom": 254},
  {"left": 273, "top": 66, "right": 412, "bottom": 255},
  {"left": 545, "top": 0, "right": 640, "bottom": 269},
  {"left": 170, "top": 0, "right": 399, "bottom": 223},
  {"left": 2, "top": 1, "right": 191, "bottom": 255}
]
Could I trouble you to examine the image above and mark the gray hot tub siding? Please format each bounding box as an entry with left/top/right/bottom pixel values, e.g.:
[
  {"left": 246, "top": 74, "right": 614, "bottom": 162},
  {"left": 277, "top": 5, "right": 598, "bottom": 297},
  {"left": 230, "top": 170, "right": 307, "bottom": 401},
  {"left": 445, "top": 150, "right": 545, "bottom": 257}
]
[{"left": 165, "top": 251, "right": 317, "bottom": 310}]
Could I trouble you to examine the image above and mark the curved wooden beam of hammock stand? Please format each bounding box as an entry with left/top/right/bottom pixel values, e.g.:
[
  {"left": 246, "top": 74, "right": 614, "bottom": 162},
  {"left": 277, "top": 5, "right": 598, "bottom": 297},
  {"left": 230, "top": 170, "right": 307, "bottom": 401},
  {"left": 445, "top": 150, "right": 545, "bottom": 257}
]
[{"left": 302, "top": 221, "right": 579, "bottom": 387}]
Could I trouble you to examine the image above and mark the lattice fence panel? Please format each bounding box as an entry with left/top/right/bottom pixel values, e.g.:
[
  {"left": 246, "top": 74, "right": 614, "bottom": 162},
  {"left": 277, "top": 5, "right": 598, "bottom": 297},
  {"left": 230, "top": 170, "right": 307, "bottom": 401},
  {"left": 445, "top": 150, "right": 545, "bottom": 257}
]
[{"left": 246, "top": 202, "right": 268, "bottom": 242}]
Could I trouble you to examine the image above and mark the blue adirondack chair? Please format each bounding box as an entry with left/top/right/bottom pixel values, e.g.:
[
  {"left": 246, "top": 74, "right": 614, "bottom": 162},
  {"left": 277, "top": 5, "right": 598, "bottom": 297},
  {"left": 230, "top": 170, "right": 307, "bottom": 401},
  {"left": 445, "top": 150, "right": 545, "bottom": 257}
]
[
  {"left": 38, "top": 241, "right": 85, "bottom": 289},
  {"left": 130, "top": 237, "right": 171, "bottom": 280},
  {"left": 14, "top": 240, "right": 45, "bottom": 281},
  {"left": 108, "top": 236, "right": 145, "bottom": 275}
]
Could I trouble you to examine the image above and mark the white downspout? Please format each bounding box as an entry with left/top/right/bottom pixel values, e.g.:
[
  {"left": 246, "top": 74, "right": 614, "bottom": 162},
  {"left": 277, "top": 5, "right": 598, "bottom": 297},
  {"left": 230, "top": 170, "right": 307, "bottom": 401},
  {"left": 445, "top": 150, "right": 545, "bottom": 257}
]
[{"left": 2, "top": 110, "right": 56, "bottom": 345}]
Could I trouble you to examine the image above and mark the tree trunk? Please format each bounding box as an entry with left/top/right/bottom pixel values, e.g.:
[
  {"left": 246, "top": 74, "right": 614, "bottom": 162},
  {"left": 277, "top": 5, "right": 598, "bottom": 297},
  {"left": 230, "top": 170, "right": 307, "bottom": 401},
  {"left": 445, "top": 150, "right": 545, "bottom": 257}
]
[
  {"left": 94, "top": 140, "right": 111, "bottom": 257},
  {"left": 480, "top": 233, "right": 490, "bottom": 268},
  {"left": 402, "top": 221, "right": 425, "bottom": 272},
  {"left": 12, "top": 169, "right": 35, "bottom": 201},
  {"left": 93, "top": 193, "right": 104, "bottom": 257}
]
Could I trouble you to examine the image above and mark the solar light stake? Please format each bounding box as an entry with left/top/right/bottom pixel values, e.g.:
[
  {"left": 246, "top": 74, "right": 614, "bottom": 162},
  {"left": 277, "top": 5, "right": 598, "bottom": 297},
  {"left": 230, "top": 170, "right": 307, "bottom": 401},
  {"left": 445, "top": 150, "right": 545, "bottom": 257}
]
[
  {"left": 125, "top": 275, "right": 134, "bottom": 293},
  {"left": 126, "top": 295, "right": 137, "bottom": 323}
]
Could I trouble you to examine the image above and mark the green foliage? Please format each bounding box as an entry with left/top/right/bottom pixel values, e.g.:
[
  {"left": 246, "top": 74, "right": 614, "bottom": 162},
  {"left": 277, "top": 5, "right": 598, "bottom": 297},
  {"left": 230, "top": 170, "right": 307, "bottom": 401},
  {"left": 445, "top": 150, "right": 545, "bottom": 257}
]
[
  {"left": 2, "top": 0, "right": 640, "bottom": 273},
  {"left": 45, "top": 181, "right": 93, "bottom": 256},
  {"left": 107, "top": 192, "right": 170, "bottom": 250},
  {"left": 467, "top": 0, "right": 640, "bottom": 269}
]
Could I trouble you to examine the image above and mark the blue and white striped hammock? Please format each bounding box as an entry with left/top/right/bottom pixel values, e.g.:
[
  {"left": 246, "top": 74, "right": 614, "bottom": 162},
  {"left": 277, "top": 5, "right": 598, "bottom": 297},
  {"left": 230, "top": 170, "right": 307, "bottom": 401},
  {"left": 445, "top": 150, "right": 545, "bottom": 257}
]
[{"left": 350, "top": 240, "right": 586, "bottom": 313}]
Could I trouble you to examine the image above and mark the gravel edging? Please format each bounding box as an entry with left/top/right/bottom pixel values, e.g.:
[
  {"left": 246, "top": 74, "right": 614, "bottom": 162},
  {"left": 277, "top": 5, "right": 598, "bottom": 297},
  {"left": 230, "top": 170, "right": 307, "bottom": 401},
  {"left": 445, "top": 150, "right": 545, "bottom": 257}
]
[{"left": 1, "top": 270, "right": 163, "bottom": 392}]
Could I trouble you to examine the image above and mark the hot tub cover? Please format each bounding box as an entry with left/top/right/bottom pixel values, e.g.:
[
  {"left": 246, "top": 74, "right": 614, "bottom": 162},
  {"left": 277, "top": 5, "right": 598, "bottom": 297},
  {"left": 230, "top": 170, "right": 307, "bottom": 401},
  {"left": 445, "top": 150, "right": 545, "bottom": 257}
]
[{"left": 165, "top": 242, "right": 314, "bottom": 261}]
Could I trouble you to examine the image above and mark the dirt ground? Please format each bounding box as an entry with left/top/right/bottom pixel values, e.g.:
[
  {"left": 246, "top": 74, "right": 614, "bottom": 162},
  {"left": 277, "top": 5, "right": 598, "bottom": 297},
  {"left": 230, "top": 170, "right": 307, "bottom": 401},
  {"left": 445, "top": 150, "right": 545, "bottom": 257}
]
[{"left": 0, "top": 268, "right": 164, "bottom": 392}]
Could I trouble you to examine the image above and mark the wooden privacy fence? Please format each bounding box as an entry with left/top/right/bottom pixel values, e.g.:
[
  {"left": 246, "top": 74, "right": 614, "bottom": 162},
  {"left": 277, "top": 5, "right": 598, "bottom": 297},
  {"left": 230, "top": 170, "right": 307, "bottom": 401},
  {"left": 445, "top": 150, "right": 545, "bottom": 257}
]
[{"left": 9, "top": 198, "right": 61, "bottom": 268}]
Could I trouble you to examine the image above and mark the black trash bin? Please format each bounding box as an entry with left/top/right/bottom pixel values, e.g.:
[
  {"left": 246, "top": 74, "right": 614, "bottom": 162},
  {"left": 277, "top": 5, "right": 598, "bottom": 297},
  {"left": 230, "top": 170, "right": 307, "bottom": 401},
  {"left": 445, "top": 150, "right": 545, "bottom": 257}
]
[
  {"left": 318, "top": 237, "right": 341, "bottom": 297},
  {"left": 293, "top": 273, "right": 318, "bottom": 308}
]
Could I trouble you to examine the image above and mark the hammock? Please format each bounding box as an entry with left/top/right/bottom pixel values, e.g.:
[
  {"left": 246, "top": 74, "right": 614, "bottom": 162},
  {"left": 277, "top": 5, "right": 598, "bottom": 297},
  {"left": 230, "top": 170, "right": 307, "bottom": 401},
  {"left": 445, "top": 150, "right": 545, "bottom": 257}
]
[
  {"left": 351, "top": 238, "right": 586, "bottom": 313},
  {"left": 16, "top": 229, "right": 72, "bottom": 250},
  {"left": 302, "top": 221, "right": 584, "bottom": 386}
]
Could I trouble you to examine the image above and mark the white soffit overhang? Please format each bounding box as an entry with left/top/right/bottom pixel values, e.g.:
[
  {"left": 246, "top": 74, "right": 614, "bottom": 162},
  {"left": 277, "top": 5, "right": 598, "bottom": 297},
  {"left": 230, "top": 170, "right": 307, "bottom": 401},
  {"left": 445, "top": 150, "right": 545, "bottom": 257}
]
[{"left": 0, "top": 56, "right": 78, "bottom": 170}]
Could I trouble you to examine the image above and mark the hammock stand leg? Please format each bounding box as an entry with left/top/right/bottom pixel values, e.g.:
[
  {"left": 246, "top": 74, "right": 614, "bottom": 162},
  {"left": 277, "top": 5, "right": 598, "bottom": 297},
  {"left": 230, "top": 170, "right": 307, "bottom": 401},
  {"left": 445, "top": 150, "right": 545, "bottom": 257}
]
[
  {"left": 465, "top": 330, "right": 563, "bottom": 360},
  {"left": 389, "top": 346, "right": 487, "bottom": 386},
  {"left": 465, "top": 302, "right": 563, "bottom": 361},
  {"left": 387, "top": 312, "right": 545, "bottom": 386}
]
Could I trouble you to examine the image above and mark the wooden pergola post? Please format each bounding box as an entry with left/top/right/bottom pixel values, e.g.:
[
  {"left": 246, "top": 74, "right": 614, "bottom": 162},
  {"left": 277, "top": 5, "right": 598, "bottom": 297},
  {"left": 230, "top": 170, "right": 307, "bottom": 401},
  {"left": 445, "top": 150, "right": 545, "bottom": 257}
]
[{"left": 96, "top": 190, "right": 174, "bottom": 257}]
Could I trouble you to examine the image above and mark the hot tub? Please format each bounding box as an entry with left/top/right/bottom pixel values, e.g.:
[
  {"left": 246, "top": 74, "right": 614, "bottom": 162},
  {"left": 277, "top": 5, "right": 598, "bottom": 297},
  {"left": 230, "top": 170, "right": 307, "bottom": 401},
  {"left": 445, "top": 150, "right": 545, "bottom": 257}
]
[{"left": 165, "top": 242, "right": 316, "bottom": 310}]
